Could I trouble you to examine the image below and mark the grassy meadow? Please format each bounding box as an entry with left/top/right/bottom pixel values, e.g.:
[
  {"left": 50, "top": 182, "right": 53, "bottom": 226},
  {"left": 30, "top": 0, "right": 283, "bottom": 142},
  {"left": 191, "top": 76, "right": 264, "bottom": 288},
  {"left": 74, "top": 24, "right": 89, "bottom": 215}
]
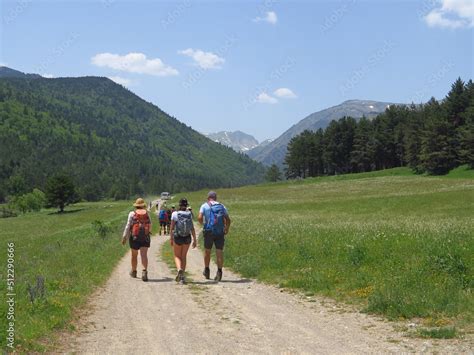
[
  {"left": 179, "top": 167, "right": 474, "bottom": 335},
  {"left": 0, "top": 200, "right": 138, "bottom": 351},
  {"left": 0, "top": 166, "right": 472, "bottom": 351}
]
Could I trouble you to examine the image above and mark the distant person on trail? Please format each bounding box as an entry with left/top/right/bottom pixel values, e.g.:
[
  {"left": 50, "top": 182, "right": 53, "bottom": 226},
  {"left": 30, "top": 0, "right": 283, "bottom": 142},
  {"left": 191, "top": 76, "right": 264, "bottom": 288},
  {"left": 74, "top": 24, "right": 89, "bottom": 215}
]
[
  {"left": 169, "top": 198, "right": 197, "bottom": 284},
  {"left": 187, "top": 205, "right": 194, "bottom": 219},
  {"left": 166, "top": 207, "right": 173, "bottom": 234},
  {"left": 158, "top": 207, "right": 168, "bottom": 236},
  {"left": 198, "top": 191, "right": 231, "bottom": 281},
  {"left": 121, "top": 198, "right": 151, "bottom": 282}
]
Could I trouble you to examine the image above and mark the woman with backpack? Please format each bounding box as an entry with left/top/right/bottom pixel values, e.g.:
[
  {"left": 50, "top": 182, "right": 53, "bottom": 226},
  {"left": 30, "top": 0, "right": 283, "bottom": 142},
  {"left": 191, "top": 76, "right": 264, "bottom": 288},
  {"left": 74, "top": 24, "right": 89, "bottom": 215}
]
[
  {"left": 169, "top": 198, "right": 197, "bottom": 284},
  {"left": 121, "top": 198, "right": 152, "bottom": 282}
]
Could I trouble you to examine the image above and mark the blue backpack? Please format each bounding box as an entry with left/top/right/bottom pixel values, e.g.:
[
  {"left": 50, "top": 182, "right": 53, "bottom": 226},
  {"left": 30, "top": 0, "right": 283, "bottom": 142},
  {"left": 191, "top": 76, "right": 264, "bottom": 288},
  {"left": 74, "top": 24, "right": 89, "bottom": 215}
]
[
  {"left": 159, "top": 209, "right": 167, "bottom": 221},
  {"left": 205, "top": 203, "right": 226, "bottom": 235}
]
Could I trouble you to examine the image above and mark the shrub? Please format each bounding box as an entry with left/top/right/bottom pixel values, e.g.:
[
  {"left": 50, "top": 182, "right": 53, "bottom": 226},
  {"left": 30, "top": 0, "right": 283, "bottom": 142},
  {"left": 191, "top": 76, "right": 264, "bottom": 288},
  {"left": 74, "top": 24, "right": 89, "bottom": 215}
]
[{"left": 7, "top": 189, "right": 46, "bottom": 214}]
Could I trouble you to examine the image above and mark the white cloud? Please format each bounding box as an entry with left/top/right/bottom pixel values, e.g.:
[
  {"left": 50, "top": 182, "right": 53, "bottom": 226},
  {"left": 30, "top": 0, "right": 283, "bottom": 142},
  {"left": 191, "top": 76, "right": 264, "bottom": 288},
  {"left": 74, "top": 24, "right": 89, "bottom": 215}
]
[
  {"left": 91, "top": 52, "right": 178, "bottom": 76},
  {"left": 253, "top": 11, "right": 278, "bottom": 24},
  {"left": 256, "top": 92, "right": 278, "bottom": 104},
  {"left": 424, "top": 0, "right": 474, "bottom": 29},
  {"left": 42, "top": 73, "right": 54, "bottom": 78},
  {"left": 274, "top": 88, "right": 297, "bottom": 99},
  {"left": 178, "top": 48, "right": 225, "bottom": 69},
  {"left": 0, "top": 62, "right": 7, "bottom": 67},
  {"left": 108, "top": 76, "right": 131, "bottom": 86}
]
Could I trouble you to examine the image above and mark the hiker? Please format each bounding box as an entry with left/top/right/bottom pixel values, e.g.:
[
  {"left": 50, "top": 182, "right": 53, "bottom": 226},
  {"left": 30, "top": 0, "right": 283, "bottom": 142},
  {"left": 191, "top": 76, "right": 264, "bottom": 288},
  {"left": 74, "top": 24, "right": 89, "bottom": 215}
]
[
  {"left": 187, "top": 205, "right": 194, "bottom": 219},
  {"left": 198, "top": 191, "right": 231, "bottom": 281},
  {"left": 158, "top": 207, "right": 168, "bottom": 236},
  {"left": 169, "top": 198, "right": 197, "bottom": 284},
  {"left": 121, "top": 198, "right": 151, "bottom": 281},
  {"left": 166, "top": 206, "right": 174, "bottom": 234}
]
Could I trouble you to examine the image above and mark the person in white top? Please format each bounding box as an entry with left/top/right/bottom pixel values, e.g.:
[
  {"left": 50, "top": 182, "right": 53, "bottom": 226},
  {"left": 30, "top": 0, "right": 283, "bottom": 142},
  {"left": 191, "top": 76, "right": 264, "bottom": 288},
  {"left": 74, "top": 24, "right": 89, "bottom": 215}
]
[
  {"left": 122, "top": 198, "right": 151, "bottom": 281},
  {"left": 169, "top": 198, "right": 197, "bottom": 284}
]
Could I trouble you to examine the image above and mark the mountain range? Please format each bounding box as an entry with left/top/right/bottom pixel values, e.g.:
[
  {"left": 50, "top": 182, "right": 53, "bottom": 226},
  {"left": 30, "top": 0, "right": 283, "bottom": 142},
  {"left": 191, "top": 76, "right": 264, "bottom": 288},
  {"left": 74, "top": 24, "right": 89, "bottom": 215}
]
[
  {"left": 205, "top": 131, "right": 259, "bottom": 152},
  {"left": 205, "top": 131, "right": 273, "bottom": 153},
  {"left": 247, "top": 100, "right": 395, "bottom": 166}
]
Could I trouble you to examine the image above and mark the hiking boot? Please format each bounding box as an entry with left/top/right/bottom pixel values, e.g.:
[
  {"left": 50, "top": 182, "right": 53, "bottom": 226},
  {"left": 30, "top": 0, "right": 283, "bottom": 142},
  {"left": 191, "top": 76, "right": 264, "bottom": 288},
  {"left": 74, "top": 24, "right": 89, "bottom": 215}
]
[
  {"left": 179, "top": 275, "right": 186, "bottom": 285},
  {"left": 130, "top": 270, "right": 137, "bottom": 278},
  {"left": 203, "top": 267, "right": 210, "bottom": 280},
  {"left": 214, "top": 269, "right": 223, "bottom": 282},
  {"left": 175, "top": 269, "right": 183, "bottom": 282},
  {"left": 142, "top": 270, "right": 148, "bottom": 282}
]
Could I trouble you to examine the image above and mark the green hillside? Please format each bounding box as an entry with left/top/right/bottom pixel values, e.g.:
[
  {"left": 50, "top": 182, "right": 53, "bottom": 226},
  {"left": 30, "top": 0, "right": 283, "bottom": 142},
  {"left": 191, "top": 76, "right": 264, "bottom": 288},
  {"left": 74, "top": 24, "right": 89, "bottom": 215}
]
[
  {"left": 181, "top": 167, "right": 474, "bottom": 333},
  {"left": 0, "top": 76, "right": 265, "bottom": 202}
]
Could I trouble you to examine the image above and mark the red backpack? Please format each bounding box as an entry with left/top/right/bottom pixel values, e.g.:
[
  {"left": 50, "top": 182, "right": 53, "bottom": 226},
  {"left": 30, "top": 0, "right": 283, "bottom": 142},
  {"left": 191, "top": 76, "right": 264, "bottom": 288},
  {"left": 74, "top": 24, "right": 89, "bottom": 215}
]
[{"left": 131, "top": 211, "right": 151, "bottom": 240}]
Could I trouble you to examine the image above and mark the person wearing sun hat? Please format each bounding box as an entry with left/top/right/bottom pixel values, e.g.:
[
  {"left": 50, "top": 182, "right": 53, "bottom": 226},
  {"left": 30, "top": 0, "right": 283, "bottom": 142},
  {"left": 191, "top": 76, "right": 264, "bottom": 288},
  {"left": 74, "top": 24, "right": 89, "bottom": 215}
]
[{"left": 122, "top": 198, "right": 152, "bottom": 281}]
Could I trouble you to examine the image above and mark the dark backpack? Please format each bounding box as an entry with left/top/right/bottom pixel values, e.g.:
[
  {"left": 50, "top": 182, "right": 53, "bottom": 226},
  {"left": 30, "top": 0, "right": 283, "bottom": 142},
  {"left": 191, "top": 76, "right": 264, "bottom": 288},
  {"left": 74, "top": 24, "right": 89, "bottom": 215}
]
[
  {"left": 175, "top": 211, "right": 193, "bottom": 237},
  {"left": 205, "top": 202, "right": 226, "bottom": 236},
  {"left": 131, "top": 212, "right": 151, "bottom": 241}
]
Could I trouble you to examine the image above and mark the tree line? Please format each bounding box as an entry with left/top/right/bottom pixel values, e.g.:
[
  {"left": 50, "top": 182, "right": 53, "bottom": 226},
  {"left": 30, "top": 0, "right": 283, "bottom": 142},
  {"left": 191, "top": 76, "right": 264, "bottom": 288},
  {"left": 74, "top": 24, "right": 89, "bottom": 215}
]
[{"left": 285, "top": 78, "right": 473, "bottom": 178}]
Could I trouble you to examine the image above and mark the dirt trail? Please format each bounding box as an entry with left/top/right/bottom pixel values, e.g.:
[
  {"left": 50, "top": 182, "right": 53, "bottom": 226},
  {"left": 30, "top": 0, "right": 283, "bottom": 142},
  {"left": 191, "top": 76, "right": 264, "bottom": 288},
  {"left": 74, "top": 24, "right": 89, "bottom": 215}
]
[{"left": 66, "top": 233, "right": 471, "bottom": 354}]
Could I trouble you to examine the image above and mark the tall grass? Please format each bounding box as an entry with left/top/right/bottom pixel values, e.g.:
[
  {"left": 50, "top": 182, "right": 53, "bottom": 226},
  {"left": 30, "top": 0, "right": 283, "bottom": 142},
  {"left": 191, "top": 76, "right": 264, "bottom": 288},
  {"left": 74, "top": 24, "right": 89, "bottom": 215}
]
[
  {"left": 181, "top": 169, "right": 474, "bottom": 328},
  {"left": 0, "top": 201, "right": 138, "bottom": 351}
]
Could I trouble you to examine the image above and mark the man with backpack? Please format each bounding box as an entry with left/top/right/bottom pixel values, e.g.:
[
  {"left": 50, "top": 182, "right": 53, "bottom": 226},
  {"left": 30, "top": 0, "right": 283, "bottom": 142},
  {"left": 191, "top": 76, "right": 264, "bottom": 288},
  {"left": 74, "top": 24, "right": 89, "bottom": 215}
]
[
  {"left": 169, "top": 198, "right": 197, "bottom": 284},
  {"left": 121, "top": 198, "right": 152, "bottom": 281},
  {"left": 198, "top": 191, "right": 231, "bottom": 281}
]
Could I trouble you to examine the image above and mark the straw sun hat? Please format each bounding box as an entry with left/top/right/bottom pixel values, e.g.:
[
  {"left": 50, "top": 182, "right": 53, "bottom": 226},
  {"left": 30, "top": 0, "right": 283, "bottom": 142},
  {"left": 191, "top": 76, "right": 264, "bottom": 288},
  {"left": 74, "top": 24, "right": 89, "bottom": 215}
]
[{"left": 133, "top": 198, "right": 146, "bottom": 208}]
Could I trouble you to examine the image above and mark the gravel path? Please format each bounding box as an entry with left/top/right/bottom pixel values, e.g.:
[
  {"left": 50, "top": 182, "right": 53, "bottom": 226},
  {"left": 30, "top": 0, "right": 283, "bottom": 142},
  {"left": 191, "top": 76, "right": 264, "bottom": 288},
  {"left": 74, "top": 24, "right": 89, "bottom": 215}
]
[{"left": 65, "top": 232, "right": 472, "bottom": 354}]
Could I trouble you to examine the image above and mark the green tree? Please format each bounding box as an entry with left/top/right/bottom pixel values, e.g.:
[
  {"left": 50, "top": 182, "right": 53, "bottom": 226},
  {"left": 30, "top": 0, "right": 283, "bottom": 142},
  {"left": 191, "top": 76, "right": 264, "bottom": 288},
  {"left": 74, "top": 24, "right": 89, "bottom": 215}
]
[
  {"left": 445, "top": 77, "right": 468, "bottom": 127},
  {"left": 45, "top": 175, "right": 79, "bottom": 212},
  {"left": 350, "top": 117, "right": 374, "bottom": 172},
  {"left": 265, "top": 164, "right": 282, "bottom": 182},
  {"left": 404, "top": 104, "right": 424, "bottom": 173},
  {"left": 457, "top": 80, "right": 474, "bottom": 168},
  {"left": 285, "top": 133, "right": 309, "bottom": 178},
  {"left": 7, "top": 174, "right": 28, "bottom": 196},
  {"left": 419, "top": 104, "right": 457, "bottom": 175},
  {"left": 28, "top": 189, "right": 47, "bottom": 211}
]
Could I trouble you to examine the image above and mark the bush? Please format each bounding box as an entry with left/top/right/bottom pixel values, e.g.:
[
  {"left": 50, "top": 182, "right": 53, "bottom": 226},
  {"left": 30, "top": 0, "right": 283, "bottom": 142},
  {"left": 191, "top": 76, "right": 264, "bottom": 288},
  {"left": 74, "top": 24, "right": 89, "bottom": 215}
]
[
  {"left": 0, "top": 206, "right": 18, "bottom": 218},
  {"left": 7, "top": 189, "right": 46, "bottom": 214},
  {"left": 92, "top": 220, "right": 112, "bottom": 239}
]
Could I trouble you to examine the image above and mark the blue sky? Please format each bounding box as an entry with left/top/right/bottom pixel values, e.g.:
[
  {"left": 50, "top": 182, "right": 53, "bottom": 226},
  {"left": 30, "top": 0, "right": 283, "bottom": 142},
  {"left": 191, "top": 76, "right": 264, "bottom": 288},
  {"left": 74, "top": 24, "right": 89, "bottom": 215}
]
[{"left": 1, "top": 0, "right": 473, "bottom": 141}]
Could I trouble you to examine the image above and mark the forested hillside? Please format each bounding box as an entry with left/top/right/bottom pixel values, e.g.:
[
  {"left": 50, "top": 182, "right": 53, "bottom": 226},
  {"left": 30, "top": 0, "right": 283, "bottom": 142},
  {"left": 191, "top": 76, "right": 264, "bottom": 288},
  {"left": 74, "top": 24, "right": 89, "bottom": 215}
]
[
  {"left": 0, "top": 75, "right": 265, "bottom": 202},
  {"left": 285, "top": 78, "right": 473, "bottom": 177}
]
